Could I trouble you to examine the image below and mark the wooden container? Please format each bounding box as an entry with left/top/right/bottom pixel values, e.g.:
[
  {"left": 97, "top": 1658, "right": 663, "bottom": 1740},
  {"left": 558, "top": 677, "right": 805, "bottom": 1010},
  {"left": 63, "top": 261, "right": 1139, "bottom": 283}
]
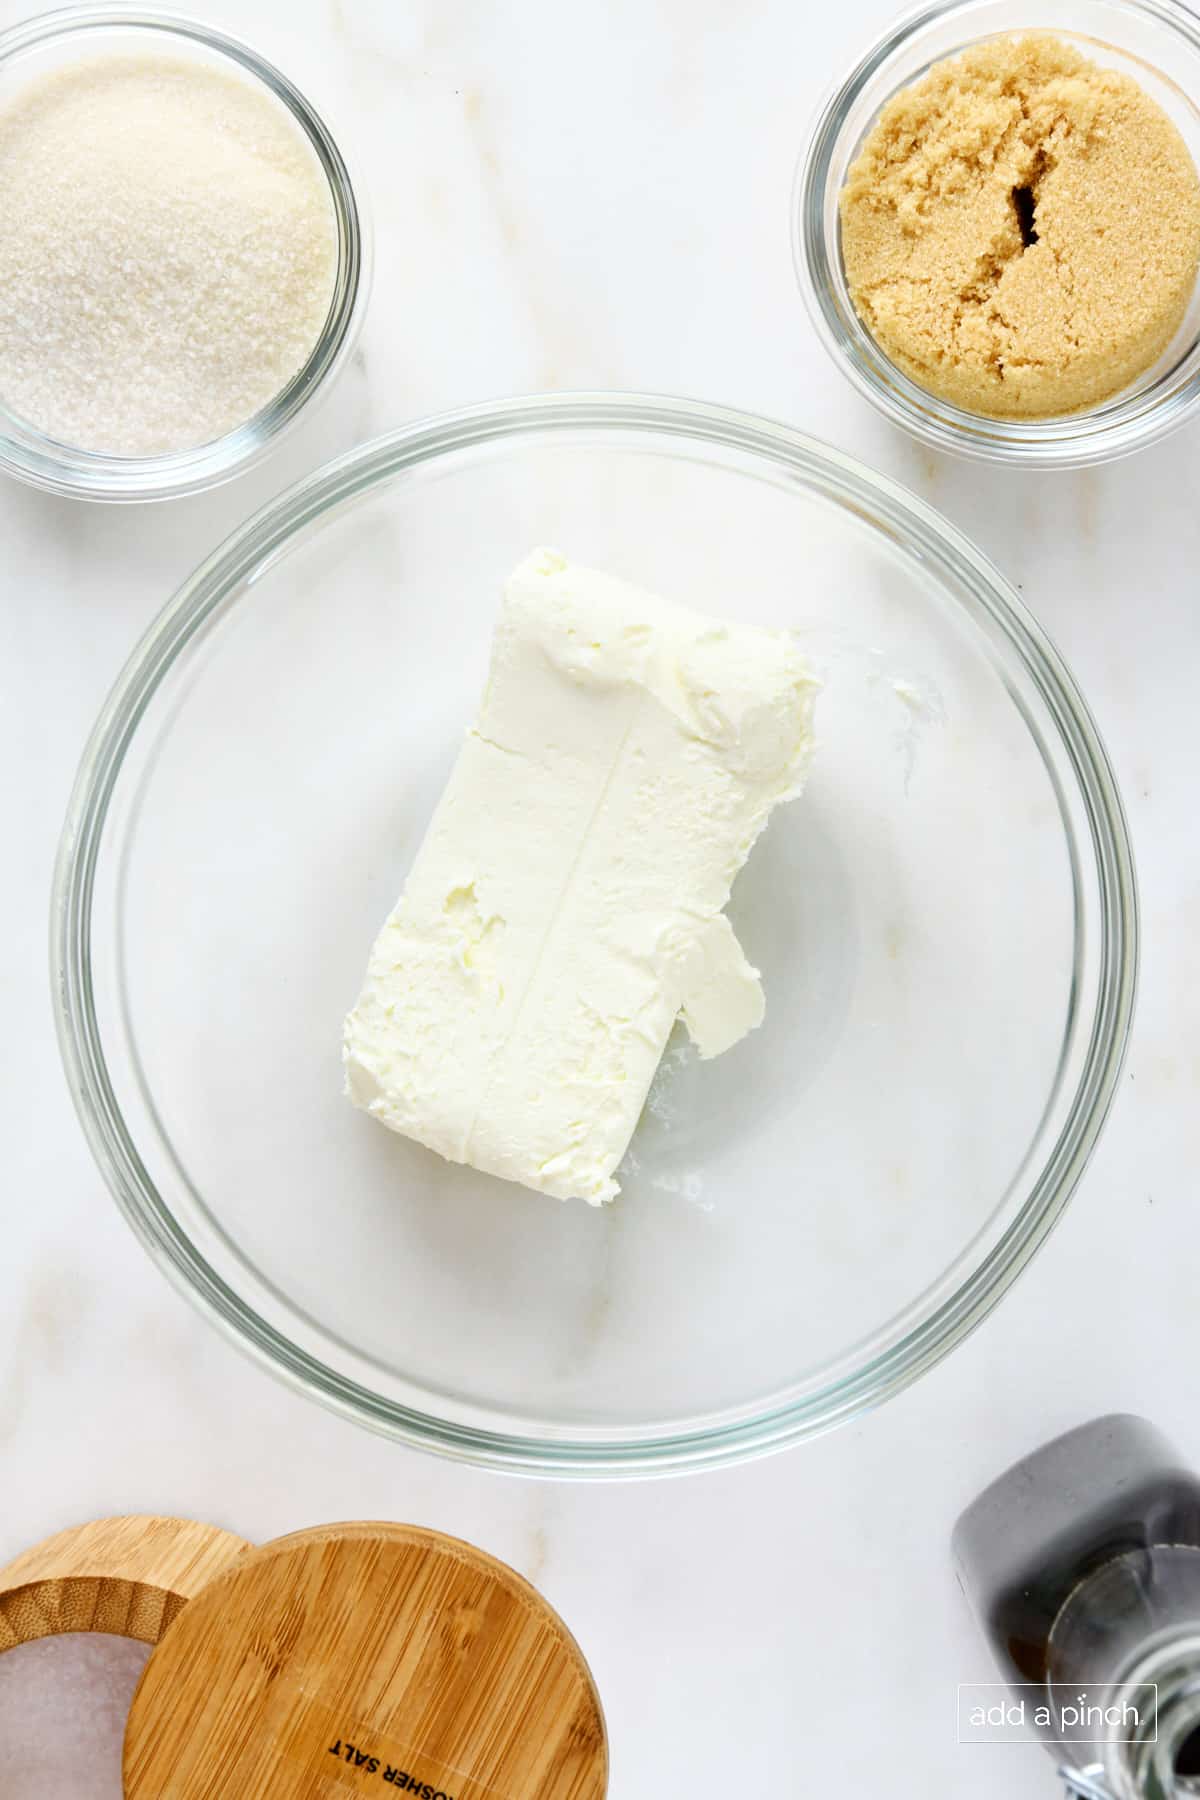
[
  {"left": 0, "top": 1514, "right": 250, "bottom": 1650},
  {"left": 0, "top": 1517, "right": 608, "bottom": 1799}
]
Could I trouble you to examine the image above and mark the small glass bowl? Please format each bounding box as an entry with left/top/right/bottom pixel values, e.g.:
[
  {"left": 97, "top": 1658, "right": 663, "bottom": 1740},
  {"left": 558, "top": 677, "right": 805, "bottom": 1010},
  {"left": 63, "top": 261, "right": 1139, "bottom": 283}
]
[
  {"left": 794, "top": 0, "right": 1200, "bottom": 468},
  {"left": 0, "top": 8, "right": 371, "bottom": 501}
]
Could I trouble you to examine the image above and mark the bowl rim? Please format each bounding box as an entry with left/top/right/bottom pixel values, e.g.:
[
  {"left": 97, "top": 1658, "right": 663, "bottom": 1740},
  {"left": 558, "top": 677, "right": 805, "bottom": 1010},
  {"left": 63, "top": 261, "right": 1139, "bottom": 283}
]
[
  {"left": 793, "top": 0, "right": 1200, "bottom": 468},
  {"left": 0, "top": 4, "right": 371, "bottom": 502},
  {"left": 51, "top": 391, "right": 1139, "bottom": 1476}
]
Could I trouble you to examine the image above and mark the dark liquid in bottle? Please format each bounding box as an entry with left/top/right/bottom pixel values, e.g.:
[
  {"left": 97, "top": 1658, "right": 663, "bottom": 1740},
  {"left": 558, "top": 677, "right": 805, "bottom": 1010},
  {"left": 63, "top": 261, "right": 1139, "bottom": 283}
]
[
  {"left": 1177, "top": 1725, "right": 1200, "bottom": 1778},
  {"left": 953, "top": 1416, "right": 1200, "bottom": 1688}
]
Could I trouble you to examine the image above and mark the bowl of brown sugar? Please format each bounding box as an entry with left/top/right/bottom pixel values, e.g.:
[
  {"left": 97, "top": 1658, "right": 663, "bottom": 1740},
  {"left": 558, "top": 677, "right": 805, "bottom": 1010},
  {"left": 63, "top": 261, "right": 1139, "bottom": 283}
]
[{"left": 795, "top": 0, "right": 1200, "bottom": 466}]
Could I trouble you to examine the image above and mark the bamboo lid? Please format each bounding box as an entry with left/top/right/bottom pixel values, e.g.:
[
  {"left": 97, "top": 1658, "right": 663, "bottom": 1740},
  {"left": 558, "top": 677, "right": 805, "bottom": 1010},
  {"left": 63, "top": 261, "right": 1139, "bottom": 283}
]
[{"left": 123, "top": 1521, "right": 608, "bottom": 1800}]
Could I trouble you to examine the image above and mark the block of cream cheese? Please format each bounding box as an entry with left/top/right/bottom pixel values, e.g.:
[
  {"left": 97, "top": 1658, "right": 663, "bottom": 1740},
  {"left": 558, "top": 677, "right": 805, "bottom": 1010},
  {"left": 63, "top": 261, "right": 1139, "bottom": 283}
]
[{"left": 343, "top": 549, "right": 818, "bottom": 1203}]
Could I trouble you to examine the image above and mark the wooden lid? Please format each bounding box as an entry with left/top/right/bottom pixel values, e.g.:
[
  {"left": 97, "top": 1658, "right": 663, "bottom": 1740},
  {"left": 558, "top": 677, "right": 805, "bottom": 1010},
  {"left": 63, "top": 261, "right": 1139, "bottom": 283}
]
[
  {"left": 124, "top": 1522, "right": 608, "bottom": 1800},
  {"left": 0, "top": 1515, "right": 250, "bottom": 1651}
]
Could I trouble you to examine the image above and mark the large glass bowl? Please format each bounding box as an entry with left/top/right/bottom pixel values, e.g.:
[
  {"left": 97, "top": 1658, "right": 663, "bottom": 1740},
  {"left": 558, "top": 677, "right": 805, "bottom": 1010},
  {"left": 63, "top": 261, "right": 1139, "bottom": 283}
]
[{"left": 53, "top": 394, "right": 1137, "bottom": 1476}]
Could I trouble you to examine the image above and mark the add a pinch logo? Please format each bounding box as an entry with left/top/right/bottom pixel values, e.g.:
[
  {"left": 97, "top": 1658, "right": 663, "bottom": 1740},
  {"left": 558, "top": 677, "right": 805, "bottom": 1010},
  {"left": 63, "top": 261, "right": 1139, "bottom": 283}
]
[{"left": 957, "top": 1683, "right": 1158, "bottom": 1746}]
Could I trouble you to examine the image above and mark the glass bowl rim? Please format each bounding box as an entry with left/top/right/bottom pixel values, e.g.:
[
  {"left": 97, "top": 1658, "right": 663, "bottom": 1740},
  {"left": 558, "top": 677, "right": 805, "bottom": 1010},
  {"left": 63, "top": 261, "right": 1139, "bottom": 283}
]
[
  {"left": 792, "top": 0, "right": 1200, "bottom": 469},
  {"left": 51, "top": 390, "right": 1139, "bottom": 1476},
  {"left": 0, "top": 4, "right": 372, "bottom": 502}
]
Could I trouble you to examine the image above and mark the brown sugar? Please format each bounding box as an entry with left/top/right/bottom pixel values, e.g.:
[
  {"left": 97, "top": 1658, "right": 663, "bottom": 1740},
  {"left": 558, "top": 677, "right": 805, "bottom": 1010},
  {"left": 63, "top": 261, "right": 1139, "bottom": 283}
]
[{"left": 840, "top": 34, "right": 1200, "bottom": 418}]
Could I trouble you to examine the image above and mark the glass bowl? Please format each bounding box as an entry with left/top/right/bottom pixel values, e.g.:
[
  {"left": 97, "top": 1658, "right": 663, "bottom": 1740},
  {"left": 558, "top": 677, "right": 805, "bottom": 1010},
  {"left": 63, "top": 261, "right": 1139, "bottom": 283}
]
[
  {"left": 795, "top": 0, "right": 1200, "bottom": 468},
  {"left": 0, "top": 8, "right": 370, "bottom": 502},
  {"left": 53, "top": 394, "right": 1137, "bottom": 1476}
]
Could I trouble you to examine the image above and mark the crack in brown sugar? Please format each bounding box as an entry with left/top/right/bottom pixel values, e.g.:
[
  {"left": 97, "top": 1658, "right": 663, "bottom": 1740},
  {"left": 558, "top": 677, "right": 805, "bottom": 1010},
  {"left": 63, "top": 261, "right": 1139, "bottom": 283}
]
[{"left": 1012, "top": 185, "right": 1039, "bottom": 247}]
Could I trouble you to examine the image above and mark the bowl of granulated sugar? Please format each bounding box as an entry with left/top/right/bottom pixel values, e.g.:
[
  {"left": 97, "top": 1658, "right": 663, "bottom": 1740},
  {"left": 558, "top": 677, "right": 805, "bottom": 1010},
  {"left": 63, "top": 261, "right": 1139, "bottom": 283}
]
[{"left": 0, "top": 10, "right": 370, "bottom": 500}]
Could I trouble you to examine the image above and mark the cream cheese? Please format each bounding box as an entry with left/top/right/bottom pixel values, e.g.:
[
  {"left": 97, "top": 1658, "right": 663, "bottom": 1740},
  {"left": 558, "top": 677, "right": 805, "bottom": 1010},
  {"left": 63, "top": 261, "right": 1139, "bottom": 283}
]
[{"left": 343, "top": 548, "right": 818, "bottom": 1203}]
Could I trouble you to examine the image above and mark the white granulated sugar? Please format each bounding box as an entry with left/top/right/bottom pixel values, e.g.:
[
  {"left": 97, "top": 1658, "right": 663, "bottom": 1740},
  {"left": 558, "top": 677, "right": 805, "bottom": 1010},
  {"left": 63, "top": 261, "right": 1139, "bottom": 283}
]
[{"left": 0, "top": 54, "right": 338, "bottom": 456}]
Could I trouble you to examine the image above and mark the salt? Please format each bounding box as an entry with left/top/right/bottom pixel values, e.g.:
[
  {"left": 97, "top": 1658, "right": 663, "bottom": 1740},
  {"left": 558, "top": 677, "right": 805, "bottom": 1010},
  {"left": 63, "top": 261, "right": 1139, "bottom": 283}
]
[
  {"left": 0, "top": 1633, "right": 151, "bottom": 1797},
  {"left": 0, "top": 53, "right": 338, "bottom": 456}
]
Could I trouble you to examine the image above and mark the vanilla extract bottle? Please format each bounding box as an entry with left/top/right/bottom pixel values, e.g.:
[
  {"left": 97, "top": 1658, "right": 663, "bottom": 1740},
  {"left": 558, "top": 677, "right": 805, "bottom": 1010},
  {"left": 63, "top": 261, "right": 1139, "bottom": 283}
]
[{"left": 953, "top": 1416, "right": 1200, "bottom": 1799}]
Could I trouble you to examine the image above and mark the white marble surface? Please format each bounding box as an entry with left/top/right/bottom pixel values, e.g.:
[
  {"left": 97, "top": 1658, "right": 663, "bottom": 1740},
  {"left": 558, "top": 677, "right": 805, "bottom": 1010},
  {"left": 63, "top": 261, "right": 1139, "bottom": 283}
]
[{"left": 3, "top": 1, "right": 1198, "bottom": 1794}]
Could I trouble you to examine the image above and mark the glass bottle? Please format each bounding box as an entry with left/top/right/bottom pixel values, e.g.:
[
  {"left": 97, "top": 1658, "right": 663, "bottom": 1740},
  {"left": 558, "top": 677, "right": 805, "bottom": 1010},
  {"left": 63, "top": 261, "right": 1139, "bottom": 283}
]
[{"left": 953, "top": 1415, "right": 1200, "bottom": 1799}]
